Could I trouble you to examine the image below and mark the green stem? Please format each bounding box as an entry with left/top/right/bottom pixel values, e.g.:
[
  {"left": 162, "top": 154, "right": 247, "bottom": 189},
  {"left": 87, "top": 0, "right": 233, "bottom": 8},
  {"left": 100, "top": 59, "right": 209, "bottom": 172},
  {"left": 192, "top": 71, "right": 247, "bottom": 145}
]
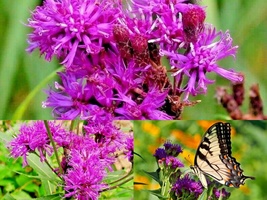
[
  {"left": 44, "top": 120, "right": 63, "bottom": 175},
  {"left": 108, "top": 167, "right": 133, "bottom": 185},
  {"left": 161, "top": 176, "right": 171, "bottom": 197},
  {"left": 101, "top": 174, "right": 134, "bottom": 192},
  {"left": 12, "top": 67, "right": 63, "bottom": 120}
]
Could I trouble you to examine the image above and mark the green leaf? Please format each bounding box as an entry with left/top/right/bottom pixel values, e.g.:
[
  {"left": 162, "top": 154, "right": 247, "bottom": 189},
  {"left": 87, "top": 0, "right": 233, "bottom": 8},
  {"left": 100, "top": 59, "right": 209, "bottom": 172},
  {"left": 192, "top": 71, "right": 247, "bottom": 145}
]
[
  {"left": 134, "top": 151, "right": 145, "bottom": 160},
  {"left": 197, "top": 188, "right": 208, "bottom": 200},
  {"left": 42, "top": 180, "right": 57, "bottom": 196},
  {"left": 143, "top": 169, "right": 161, "bottom": 184},
  {"left": 0, "top": 131, "right": 14, "bottom": 143},
  {"left": 0, "top": 180, "right": 15, "bottom": 191},
  {"left": 32, "top": 193, "right": 63, "bottom": 200},
  {"left": 149, "top": 188, "right": 168, "bottom": 199},
  {"left": 103, "top": 170, "right": 126, "bottom": 183},
  {"left": 15, "top": 174, "right": 32, "bottom": 186},
  {"left": 9, "top": 190, "right": 32, "bottom": 199},
  {"left": 27, "top": 154, "right": 59, "bottom": 181},
  {"left": 2, "top": 193, "right": 16, "bottom": 200},
  {"left": 24, "top": 182, "right": 41, "bottom": 193}
]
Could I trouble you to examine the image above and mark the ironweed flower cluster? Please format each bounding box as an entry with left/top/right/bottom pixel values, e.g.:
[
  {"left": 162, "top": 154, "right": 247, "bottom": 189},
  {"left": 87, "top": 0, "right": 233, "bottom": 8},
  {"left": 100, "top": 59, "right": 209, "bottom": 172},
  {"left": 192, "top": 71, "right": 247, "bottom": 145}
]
[
  {"left": 147, "top": 141, "right": 231, "bottom": 200},
  {"left": 7, "top": 120, "right": 133, "bottom": 200},
  {"left": 27, "top": 0, "right": 243, "bottom": 120}
]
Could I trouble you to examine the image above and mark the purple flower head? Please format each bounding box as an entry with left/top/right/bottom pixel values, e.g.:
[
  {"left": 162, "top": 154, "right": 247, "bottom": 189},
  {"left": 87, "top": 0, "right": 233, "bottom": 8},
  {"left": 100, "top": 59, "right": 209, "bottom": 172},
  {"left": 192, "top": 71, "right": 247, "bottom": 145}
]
[
  {"left": 163, "top": 141, "right": 183, "bottom": 157},
  {"left": 114, "top": 87, "right": 172, "bottom": 119},
  {"left": 83, "top": 117, "right": 129, "bottom": 160},
  {"left": 7, "top": 121, "right": 65, "bottom": 166},
  {"left": 64, "top": 148, "right": 107, "bottom": 200},
  {"left": 62, "top": 121, "right": 133, "bottom": 199},
  {"left": 27, "top": 0, "right": 122, "bottom": 67},
  {"left": 154, "top": 147, "right": 167, "bottom": 160},
  {"left": 43, "top": 71, "right": 115, "bottom": 119},
  {"left": 105, "top": 57, "right": 144, "bottom": 95},
  {"left": 171, "top": 174, "right": 203, "bottom": 199},
  {"left": 113, "top": 0, "right": 162, "bottom": 66},
  {"left": 213, "top": 188, "right": 231, "bottom": 199},
  {"left": 69, "top": 132, "right": 117, "bottom": 171},
  {"left": 130, "top": 1, "right": 205, "bottom": 50},
  {"left": 161, "top": 25, "right": 243, "bottom": 101},
  {"left": 165, "top": 156, "right": 184, "bottom": 169}
]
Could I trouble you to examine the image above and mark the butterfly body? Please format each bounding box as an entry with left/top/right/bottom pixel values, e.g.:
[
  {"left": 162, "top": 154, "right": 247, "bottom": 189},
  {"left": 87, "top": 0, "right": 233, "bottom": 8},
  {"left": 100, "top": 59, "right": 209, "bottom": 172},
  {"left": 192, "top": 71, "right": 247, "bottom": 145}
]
[{"left": 191, "top": 122, "right": 255, "bottom": 188}]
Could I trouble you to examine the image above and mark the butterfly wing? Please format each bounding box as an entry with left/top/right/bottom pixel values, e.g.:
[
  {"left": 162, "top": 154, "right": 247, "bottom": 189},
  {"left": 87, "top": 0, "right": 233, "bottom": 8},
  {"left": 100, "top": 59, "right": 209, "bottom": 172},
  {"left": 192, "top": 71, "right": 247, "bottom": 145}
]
[{"left": 193, "top": 122, "right": 254, "bottom": 188}]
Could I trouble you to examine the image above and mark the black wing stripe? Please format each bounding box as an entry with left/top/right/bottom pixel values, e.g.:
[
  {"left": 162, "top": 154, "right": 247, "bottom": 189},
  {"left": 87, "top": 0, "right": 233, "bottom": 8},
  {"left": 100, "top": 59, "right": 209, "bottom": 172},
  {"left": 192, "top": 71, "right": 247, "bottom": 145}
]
[{"left": 194, "top": 122, "right": 254, "bottom": 188}]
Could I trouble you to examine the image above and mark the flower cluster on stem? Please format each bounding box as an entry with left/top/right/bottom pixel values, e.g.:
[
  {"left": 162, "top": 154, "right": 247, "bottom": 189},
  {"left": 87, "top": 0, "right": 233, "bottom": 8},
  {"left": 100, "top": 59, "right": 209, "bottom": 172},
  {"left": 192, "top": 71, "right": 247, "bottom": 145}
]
[
  {"left": 7, "top": 120, "right": 133, "bottom": 200},
  {"left": 27, "top": 0, "right": 243, "bottom": 120},
  {"left": 150, "top": 141, "right": 231, "bottom": 200}
]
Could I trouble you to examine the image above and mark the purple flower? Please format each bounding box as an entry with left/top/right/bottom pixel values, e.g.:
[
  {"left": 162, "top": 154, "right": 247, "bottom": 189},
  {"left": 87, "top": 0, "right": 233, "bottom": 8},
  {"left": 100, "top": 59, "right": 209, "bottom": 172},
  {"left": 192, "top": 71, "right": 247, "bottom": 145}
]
[
  {"left": 165, "top": 156, "right": 184, "bottom": 168},
  {"left": 129, "top": 1, "right": 206, "bottom": 49},
  {"left": 27, "top": 0, "right": 122, "bottom": 67},
  {"left": 105, "top": 57, "right": 144, "bottom": 95},
  {"left": 171, "top": 174, "right": 203, "bottom": 199},
  {"left": 7, "top": 121, "right": 65, "bottom": 166},
  {"left": 161, "top": 25, "right": 243, "bottom": 101},
  {"left": 62, "top": 122, "right": 132, "bottom": 199},
  {"left": 43, "top": 71, "right": 115, "bottom": 119},
  {"left": 83, "top": 116, "right": 128, "bottom": 155},
  {"left": 114, "top": 88, "right": 172, "bottom": 119},
  {"left": 163, "top": 141, "right": 183, "bottom": 157},
  {"left": 154, "top": 148, "right": 167, "bottom": 160},
  {"left": 213, "top": 188, "right": 231, "bottom": 199},
  {"left": 27, "top": 0, "right": 245, "bottom": 119},
  {"left": 64, "top": 148, "right": 107, "bottom": 200}
]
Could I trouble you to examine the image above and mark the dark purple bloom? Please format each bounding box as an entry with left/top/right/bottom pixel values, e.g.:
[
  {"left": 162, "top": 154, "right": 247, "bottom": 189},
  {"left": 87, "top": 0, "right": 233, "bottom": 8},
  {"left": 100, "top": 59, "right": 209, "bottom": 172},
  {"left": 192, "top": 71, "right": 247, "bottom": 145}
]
[
  {"left": 163, "top": 141, "right": 183, "bottom": 156},
  {"left": 154, "top": 148, "right": 167, "bottom": 160},
  {"left": 27, "top": 0, "right": 122, "bottom": 67},
  {"left": 172, "top": 174, "right": 203, "bottom": 199},
  {"left": 213, "top": 188, "right": 231, "bottom": 199}
]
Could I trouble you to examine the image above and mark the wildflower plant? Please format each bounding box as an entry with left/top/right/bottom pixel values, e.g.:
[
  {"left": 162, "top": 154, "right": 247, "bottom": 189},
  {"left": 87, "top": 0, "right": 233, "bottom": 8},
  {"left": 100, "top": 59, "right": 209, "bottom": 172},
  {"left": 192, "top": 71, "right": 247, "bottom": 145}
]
[
  {"left": 25, "top": 0, "right": 243, "bottom": 120},
  {"left": 1, "top": 120, "right": 133, "bottom": 199},
  {"left": 138, "top": 141, "right": 231, "bottom": 200}
]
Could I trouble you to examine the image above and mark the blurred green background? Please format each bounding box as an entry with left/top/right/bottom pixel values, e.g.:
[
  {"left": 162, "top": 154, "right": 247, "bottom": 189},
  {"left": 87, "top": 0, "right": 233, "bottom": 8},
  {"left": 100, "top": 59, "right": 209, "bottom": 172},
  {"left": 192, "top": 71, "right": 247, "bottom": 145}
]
[
  {"left": 134, "top": 120, "right": 267, "bottom": 200},
  {"left": 0, "top": 0, "right": 266, "bottom": 119},
  {"left": 0, "top": 1, "right": 59, "bottom": 119}
]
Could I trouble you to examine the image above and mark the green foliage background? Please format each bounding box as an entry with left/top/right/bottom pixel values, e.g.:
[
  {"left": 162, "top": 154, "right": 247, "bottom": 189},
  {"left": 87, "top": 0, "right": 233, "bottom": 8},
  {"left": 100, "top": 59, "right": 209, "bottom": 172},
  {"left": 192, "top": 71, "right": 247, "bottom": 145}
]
[
  {"left": 0, "top": 0, "right": 266, "bottom": 119},
  {"left": 134, "top": 120, "right": 267, "bottom": 200}
]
